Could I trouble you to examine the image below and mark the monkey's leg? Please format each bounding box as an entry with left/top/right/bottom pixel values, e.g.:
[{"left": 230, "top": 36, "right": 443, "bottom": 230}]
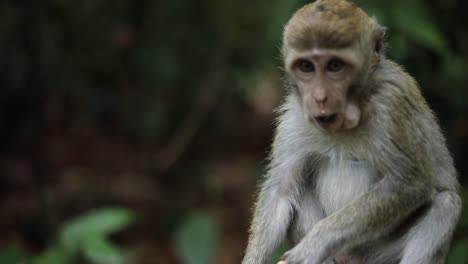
[{"left": 399, "top": 190, "right": 461, "bottom": 264}]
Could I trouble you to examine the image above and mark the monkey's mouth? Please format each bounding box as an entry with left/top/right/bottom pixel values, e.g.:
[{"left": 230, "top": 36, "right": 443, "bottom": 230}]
[{"left": 315, "top": 113, "right": 338, "bottom": 126}]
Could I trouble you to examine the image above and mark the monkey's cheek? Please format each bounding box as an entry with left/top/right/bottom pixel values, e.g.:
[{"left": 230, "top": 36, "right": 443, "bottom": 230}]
[{"left": 342, "top": 103, "right": 361, "bottom": 129}]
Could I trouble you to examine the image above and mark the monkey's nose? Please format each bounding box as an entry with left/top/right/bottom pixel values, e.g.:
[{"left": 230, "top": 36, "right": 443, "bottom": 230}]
[{"left": 313, "top": 94, "right": 328, "bottom": 105}]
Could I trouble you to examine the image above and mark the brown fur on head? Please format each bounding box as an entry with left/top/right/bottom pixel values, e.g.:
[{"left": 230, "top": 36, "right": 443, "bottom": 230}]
[
  {"left": 284, "top": 0, "right": 370, "bottom": 50},
  {"left": 282, "top": 0, "right": 384, "bottom": 54},
  {"left": 282, "top": 0, "right": 386, "bottom": 133}
]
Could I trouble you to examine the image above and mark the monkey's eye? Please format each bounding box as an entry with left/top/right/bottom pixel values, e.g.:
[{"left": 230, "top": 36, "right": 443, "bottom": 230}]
[
  {"left": 298, "top": 60, "right": 315, "bottom": 73},
  {"left": 327, "top": 59, "right": 345, "bottom": 72}
]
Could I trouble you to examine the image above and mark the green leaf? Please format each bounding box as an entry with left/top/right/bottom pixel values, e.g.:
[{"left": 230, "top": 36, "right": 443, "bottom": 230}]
[
  {"left": 0, "top": 247, "right": 30, "bottom": 264},
  {"left": 355, "top": 1, "right": 390, "bottom": 25},
  {"left": 270, "top": 244, "right": 288, "bottom": 264},
  {"left": 390, "top": 0, "right": 447, "bottom": 53},
  {"left": 82, "top": 235, "right": 126, "bottom": 264},
  {"left": 447, "top": 240, "right": 468, "bottom": 264},
  {"left": 33, "top": 247, "right": 69, "bottom": 264},
  {"left": 387, "top": 34, "right": 409, "bottom": 60},
  {"left": 60, "top": 207, "right": 135, "bottom": 252},
  {"left": 459, "top": 188, "right": 468, "bottom": 228},
  {"left": 174, "top": 212, "right": 219, "bottom": 264}
]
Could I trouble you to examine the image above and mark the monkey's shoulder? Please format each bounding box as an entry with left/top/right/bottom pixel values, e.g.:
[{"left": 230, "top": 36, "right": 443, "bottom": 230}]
[{"left": 371, "top": 60, "right": 427, "bottom": 109}]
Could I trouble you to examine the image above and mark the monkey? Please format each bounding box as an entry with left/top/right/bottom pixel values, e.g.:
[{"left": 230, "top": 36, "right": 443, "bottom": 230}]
[{"left": 241, "top": 0, "right": 461, "bottom": 264}]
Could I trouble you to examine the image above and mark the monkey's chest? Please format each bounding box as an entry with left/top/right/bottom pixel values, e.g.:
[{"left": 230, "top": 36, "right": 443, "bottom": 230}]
[{"left": 316, "top": 158, "right": 378, "bottom": 216}]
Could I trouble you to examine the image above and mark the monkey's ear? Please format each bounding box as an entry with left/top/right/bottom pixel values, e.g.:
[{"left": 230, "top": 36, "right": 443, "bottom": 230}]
[{"left": 372, "top": 25, "right": 386, "bottom": 65}]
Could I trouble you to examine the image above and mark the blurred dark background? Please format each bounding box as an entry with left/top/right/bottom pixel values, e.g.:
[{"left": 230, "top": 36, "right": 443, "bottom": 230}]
[{"left": 0, "top": 0, "right": 468, "bottom": 263}]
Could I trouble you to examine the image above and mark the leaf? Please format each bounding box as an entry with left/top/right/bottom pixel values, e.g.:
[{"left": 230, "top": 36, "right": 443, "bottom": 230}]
[
  {"left": 459, "top": 188, "right": 468, "bottom": 228},
  {"left": 270, "top": 244, "right": 288, "bottom": 264},
  {"left": 354, "top": 1, "right": 390, "bottom": 25},
  {"left": 390, "top": 0, "right": 447, "bottom": 53},
  {"left": 387, "top": 34, "right": 409, "bottom": 60},
  {"left": 173, "top": 212, "right": 219, "bottom": 264},
  {"left": 33, "top": 247, "right": 69, "bottom": 264},
  {"left": 60, "top": 207, "right": 135, "bottom": 252},
  {"left": 82, "top": 235, "right": 126, "bottom": 264},
  {"left": 447, "top": 240, "right": 468, "bottom": 264},
  {"left": 0, "top": 247, "right": 30, "bottom": 264}
]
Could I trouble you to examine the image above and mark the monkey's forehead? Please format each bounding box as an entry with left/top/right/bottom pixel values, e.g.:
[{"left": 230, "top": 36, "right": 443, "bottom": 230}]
[{"left": 284, "top": 0, "right": 371, "bottom": 50}]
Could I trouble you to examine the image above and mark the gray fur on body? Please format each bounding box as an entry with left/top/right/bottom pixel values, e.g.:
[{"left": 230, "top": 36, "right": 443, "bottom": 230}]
[{"left": 241, "top": 59, "right": 461, "bottom": 264}]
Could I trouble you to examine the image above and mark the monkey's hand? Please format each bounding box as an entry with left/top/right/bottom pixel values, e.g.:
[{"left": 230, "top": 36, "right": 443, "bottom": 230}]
[
  {"left": 281, "top": 250, "right": 317, "bottom": 264},
  {"left": 277, "top": 261, "right": 332, "bottom": 264},
  {"left": 280, "top": 251, "right": 335, "bottom": 264},
  {"left": 279, "top": 255, "right": 335, "bottom": 264},
  {"left": 280, "top": 243, "right": 333, "bottom": 264},
  {"left": 280, "top": 223, "right": 339, "bottom": 264}
]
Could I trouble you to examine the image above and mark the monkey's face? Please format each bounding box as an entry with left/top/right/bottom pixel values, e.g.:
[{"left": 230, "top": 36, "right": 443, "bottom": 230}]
[
  {"left": 281, "top": 0, "right": 382, "bottom": 133},
  {"left": 287, "top": 48, "right": 363, "bottom": 133}
]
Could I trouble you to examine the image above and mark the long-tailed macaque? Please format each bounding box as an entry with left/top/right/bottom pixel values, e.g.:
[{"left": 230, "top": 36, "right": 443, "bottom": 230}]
[{"left": 242, "top": 0, "right": 461, "bottom": 263}]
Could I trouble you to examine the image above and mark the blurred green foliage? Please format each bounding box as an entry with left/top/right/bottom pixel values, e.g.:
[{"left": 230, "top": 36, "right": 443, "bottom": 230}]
[
  {"left": 447, "top": 240, "right": 468, "bottom": 264},
  {"left": 357, "top": 0, "right": 448, "bottom": 53},
  {"left": 1, "top": 0, "right": 467, "bottom": 143},
  {"left": 0, "top": 208, "right": 134, "bottom": 264},
  {"left": 0, "top": 0, "right": 468, "bottom": 263},
  {"left": 174, "top": 212, "right": 219, "bottom": 264},
  {"left": 0, "top": 246, "right": 30, "bottom": 264}
]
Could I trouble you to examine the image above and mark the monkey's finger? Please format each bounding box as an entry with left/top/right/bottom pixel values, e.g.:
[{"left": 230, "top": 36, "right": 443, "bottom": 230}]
[{"left": 277, "top": 261, "right": 286, "bottom": 264}]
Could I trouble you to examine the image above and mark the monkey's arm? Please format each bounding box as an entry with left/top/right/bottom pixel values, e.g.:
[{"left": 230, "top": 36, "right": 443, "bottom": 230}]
[
  {"left": 242, "top": 103, "right": 314, "bottom": 264},
  {"left": 242, "top": 180, "right": 294, "bottom": 264},
  {"left": 284, "top": 171, "right": 430, "bottom": 264},
  {"left": 283, "top": 170, "right": 431, "bottom": 264},
  {"left": 242, "top": 152, "right": 309, "bottom": 264}
]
